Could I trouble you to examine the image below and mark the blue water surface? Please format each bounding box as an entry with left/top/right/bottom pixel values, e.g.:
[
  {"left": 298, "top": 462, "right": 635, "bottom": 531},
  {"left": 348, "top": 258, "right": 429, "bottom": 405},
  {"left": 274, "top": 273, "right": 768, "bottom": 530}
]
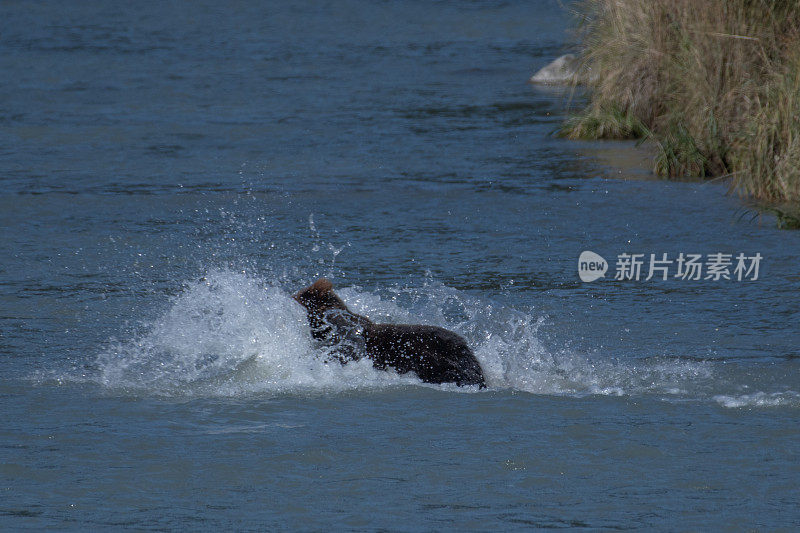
[{"left": 2, "top": 0, "right": 799, "bottom": 530}]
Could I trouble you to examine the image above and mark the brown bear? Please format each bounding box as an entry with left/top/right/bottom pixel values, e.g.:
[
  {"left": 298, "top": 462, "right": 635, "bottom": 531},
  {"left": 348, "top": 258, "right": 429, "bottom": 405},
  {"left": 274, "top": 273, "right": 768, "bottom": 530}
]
[{"left": 293, "top": 279, "right": 486, "bottom": 388}]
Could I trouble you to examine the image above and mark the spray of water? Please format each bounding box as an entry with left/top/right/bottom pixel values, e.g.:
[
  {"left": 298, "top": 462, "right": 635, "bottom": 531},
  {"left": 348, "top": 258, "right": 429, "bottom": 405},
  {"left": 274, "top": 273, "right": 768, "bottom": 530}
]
[
  {"left": 95, "top": 270, "right": 423, "bottom": 396},
  {"left": 85, "top": 268, "right": 800, "bottom": 407}
]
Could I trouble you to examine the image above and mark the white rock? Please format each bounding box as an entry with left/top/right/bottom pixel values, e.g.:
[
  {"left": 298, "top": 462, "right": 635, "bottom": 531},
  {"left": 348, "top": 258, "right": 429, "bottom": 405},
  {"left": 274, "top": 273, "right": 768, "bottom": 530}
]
[{"left": 530, "top": 54, "right": 583, "bottom": 85}]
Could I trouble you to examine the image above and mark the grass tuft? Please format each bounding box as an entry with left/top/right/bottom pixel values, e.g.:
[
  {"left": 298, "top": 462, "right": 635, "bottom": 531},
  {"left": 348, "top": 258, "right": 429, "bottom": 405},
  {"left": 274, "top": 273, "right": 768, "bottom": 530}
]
[
  {"left": 560, "top": 104, "right": 649, "bottom": 140},
  {"left": 653, "top": 124, "right": 708, "bottom": 179},
  {"left": 764, "top": 206, "right": 800, "bottom": 230},
  {"left": 564, "top": 0, "right": 800, "bottom": 218}
]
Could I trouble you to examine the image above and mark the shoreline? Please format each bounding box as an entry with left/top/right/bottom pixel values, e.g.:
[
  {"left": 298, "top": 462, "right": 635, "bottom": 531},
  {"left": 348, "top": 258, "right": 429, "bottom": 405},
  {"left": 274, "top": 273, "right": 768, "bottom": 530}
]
[{"left": 555, "top": 0, "right": 800, "bottom": 228}]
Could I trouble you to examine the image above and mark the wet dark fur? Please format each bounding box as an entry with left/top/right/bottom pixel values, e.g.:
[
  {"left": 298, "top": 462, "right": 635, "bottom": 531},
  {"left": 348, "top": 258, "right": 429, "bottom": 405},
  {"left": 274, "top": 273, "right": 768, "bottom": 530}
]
[{"left": 293, "top": 279, "right": 486, "bottom": 388}]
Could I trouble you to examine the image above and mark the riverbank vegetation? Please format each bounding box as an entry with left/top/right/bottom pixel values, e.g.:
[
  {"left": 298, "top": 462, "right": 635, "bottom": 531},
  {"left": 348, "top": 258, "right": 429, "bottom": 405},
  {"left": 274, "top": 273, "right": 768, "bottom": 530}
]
[{"left": 561, "top": 0, "right": 800, "bottom": 227}]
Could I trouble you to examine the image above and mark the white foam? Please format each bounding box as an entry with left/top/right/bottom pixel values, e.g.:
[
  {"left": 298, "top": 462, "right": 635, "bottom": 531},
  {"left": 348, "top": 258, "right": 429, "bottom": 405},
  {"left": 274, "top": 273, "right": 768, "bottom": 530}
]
[
  {"left": 87, "top": 270, "right": 793, "bottom": 406},
  {"left": 94, "top": 270, "right": 420, "bottom": 397},
  {"left": 713, "top": 391, "right": 800, "bottom": 408}
]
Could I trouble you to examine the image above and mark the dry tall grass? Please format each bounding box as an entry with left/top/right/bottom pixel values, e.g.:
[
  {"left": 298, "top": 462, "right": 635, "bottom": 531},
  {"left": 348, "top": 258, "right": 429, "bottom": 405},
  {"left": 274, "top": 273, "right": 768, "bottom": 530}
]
[{"left": 562, "top": 0, "right": 800, "bottom": 217}]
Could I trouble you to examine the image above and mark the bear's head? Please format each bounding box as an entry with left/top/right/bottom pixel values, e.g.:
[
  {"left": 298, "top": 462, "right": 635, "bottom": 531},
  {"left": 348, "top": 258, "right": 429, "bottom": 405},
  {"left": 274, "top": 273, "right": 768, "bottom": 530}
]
[
  {"left": 293, "top": 278, "right": 348, "bottom": 315},
  {"left": 293, "top": 278, "right": 352, "bottom": 339}
]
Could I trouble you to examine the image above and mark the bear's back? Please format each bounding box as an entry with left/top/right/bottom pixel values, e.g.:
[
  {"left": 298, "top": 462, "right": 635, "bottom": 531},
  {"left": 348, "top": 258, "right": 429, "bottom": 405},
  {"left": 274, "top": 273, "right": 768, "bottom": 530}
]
[{"left": 365, "top": 324, "right": 485, "bottom": 387}]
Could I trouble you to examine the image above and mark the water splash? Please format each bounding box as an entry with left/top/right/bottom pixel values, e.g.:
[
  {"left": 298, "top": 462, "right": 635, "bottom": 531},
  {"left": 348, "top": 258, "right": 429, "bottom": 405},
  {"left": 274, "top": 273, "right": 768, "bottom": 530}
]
[
  {"left": 713, "top": 391, "right": 800, "bottom": 408},
  {"left": 88, "top": 269, "right": 798, "bottom": 406},
  {"left": 93, "top": 270, "right": 421, "bottom": 396}
]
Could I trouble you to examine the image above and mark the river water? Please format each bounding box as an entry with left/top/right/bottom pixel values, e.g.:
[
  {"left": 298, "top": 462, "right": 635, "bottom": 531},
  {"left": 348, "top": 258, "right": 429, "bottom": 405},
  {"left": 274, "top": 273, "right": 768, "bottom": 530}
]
[{"left": 2, "top": 0, "right": 799, "bottom": 530}]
